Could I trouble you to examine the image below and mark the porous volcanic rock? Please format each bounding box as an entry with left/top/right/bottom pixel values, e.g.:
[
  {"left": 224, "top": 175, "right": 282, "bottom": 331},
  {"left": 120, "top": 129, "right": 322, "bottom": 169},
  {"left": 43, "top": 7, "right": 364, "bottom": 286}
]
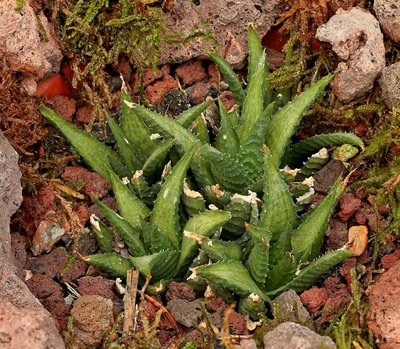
[
  {"left": 367, "top": 261, "right": 400, "bottom": 347},
  {"left": 0, "top": 0, "right": 62, "bottom": 90},
  {"left": 380, "top": 61, "right": 400, "bottom": 109},
  {"left": 159, "top": 0, "right": 285, "bottom": 68},
  {"left": 374, "top": 0, "right": 400, "bottom": 44},
  {"left": 69, "top": 295, "right": 113, "bottom": 349},
  {"left": 0, "top": 131, "right": 64, "bottom": 348},
  {"left": 263, "top": 322, "right": 336, "bottom": 349},
  {"left": 316, "top": 7, "right": 385, "bottom": 101}
]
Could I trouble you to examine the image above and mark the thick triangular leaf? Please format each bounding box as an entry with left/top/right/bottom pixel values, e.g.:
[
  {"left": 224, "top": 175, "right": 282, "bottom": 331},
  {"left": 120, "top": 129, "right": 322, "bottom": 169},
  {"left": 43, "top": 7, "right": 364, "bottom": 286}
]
[
  {"left": 237, "top": 103, "right": 274, "bottom": 186},
  {"left": 265, "top": 74, "right": 333, "bottom": 166},
  {"left": 119, "top": 89, "right": 158, "bottom": 164},
  {"left": 246, "top": 225, "right": 271, "bottom": 286},
  {"left": 130, "top": 250, "right": 180, "bottom": 281},
  {"left": 94, "top": 198, "right": 146, "bottom": 256},
  {"left": 259, "top": 146, "right": 298, "bottom": 241},
  {"left": 239, "top": 53, "right": 266, "bottom": 143},
  {"left": 215, "top": 99, "right": 240, "bottom": 158},
  {"left": 267, "top": 249, "right": 354, "bottom": 297},
  {"left": 107, "top": 115, "right": 140, "bottom": 172},
  {"left": 196, "top": 261, "right": 269, "bottom": 301},
  {"left": 197, "top": 144, "right": 251, "bottom": 193},
  {"left": 291, "top": 177, "right": 346, "bottom": 262},
  {"left": 108, "top": 170, "right": 150, "bottom": 229},
  {"left": 40, "top": 106, "right": 123, "bottom": 182},
  {"left": 284, "top": 132, "right": 365, "bottom": 168},
  {"left": 177, "top": 210, "right": 231, "bottom": 276},
  {"left": 176, "top": 100, "right": 212, "bottom": 128},
  {"left": 209, "top": 53, "right": 245, "bottom": 108},
  {"left": 150, "top": 146, "right": 195, "bottom": 249}
]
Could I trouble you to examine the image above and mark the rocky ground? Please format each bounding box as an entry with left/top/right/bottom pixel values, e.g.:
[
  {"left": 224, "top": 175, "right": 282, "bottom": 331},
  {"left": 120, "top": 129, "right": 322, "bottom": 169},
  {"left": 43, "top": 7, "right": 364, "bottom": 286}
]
[{"left": 1, "top": 0, "right": 400, "bottom": 348}]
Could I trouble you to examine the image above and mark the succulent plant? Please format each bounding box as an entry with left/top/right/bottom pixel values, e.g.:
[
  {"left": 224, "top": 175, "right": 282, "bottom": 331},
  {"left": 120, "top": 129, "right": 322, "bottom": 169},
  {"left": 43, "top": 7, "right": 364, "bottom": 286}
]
[{"left": 40, "top": 26, "right": 365, "bottom": 314}]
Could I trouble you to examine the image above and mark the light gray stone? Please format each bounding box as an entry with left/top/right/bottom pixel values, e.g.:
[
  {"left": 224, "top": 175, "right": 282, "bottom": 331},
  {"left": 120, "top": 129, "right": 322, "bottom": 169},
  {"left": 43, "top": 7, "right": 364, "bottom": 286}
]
[
  {"left": 374, "top": 0, "right": 400, "bottom": 44},
  {"left": 0, "top": 131, "right": 65, "bottom": 348},
  {"left": 263, "top": 322, "right": 336, "bottom": 349},
  {"left": 167, "top": 298, "right": 202, "bottom": 327},
  {"left": 0, "top": 0, "right": 62, "bottom": 92},
  {"left": 272, "top": 290, "right": 314, "bottom": 330},
  {"left": 316, "top": 7, "right": 385, "bottom": 102},
  {"left": 379, "top": 61, "right": 400, "bottom": 109},
  {"left": 159, "top": 0, "right": 285, "bottom": 68}
]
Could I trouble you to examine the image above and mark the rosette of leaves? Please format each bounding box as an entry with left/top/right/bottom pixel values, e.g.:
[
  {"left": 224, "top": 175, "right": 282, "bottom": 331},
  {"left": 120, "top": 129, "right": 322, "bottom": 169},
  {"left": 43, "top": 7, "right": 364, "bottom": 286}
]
[
  {"left": 40, "top": 93, "right": 231, "bottom": 289},
  {"left": 40, "top": 26, "right": 364, "bottom": 310}
]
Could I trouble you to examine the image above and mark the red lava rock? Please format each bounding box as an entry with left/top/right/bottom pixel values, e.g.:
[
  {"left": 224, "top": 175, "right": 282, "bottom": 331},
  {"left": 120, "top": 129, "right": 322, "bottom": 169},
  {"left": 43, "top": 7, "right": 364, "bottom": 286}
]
[
  {"left": 326, "top": 218, "right": 348, "bottom": 250},
  {"left": 49, "top": 95, "right": 76, "bottom": 122},
  {"left": 74, "top": 204, "right": 89, "bottom": 226},
  {"left": 25, "top": 274, "right": 71, "bottom": 330},
  {"left": 205, "top": 296, "right": 228, "bottom": 313},
  {"left": 354, "top": 210, "right": 367, "bottom": 225},
  {"left": 265, "top": 47, "right": 285, "bottom": 70},
  {"left": 116, "top": 58, "right": 132, "bottom": 84},
  {"left": 43, "top": 293, "right": 71, "bottom": 331},
  {"left": 381, "top": 248, "right": 400, "bottom": 271},
  {"left": 220, "top": 90, "right": 236, "bottom": 110},
  {"left": 28, "top": 246, "right": 68, "bottom": 277},
  {"left": 78, "top": 276, "right": 116, "bottom": 300},
  {"left": 208, "top": 62, "right": 219, "bottom": 85},
  {"left": 323, "top": 276, "right": 347, "bottom": 298},
  {"left": 144, "top": 75, "right": 179, "bottom": 104},
  {"left": 366, "top": 212, "right": 388, "bottom": 232},
  {"left": 158, "top": 329, "right": 180, "bottom": 348},
  {"left": 317, "top": 287, "right": 351, "bottom": 325},
  {"left": 61, "top": 166, "right": 111, "bottom": 198},
  {"left": 353, "top": 120, "right": 368, "bottom": 137},
  {"left": 186, "top": 82, "right": 211, "bottom": 105},
  {"left": 337, "top": 193, "right": 361, "bottom": 221},
  {"left": 165, "top": 281, "right": 196, "bottom": 302},
  {"left": 132, "top": 67, "right": 164, "bottom": 90},
  {"left": 21, "top": 185, "right": 57, "bottom": 234},
  {"left": 25, "top": 274, "right": 63, "bottom": 299},
  {"left": 87, "top": 196, "right": 117, "bottom": 221},
  {"left": 228, "top": 310, "right": 248, "bottom": 335},
  {"left": 76, "top": 104, "right": 93, "bottom": 124},
  {"left": 60, "top": 259, "right": 87, "bottom": 283},
  {"left": 339, "top": 257, "right": 357, "bottom": 286},
  {"left": 10, "top": 232, "right": 28, "bottom": 275},
  {"left": 367, "top": 261, "right": 400, "bottom": 347},
  {"left": 176, "top": 59, "right": 207, "bottom": 86},
  {"left": 300, "top": 287, "right": 328, "bottom": 314},
  {"left": 355, "top": 187, "right": 367, "bottom": 200}
]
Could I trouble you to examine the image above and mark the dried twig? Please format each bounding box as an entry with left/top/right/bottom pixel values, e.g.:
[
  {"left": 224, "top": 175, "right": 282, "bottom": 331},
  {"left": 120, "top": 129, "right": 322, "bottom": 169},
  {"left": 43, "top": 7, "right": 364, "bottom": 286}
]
[{"left": 123, "top": 268, "right": 140, "bottom": 336}]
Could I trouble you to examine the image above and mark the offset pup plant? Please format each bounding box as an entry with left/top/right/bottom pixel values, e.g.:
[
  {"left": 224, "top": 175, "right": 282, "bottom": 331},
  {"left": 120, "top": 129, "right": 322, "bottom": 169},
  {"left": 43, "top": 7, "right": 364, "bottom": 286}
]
[{"left": 40, "top": 26, "right": 365, "bottom": 314}]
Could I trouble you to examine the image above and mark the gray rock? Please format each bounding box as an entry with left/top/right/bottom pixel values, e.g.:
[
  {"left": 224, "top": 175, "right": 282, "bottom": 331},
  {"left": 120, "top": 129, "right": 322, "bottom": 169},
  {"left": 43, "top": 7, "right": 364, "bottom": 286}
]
[
  {"left": 159, "top": 0, "right": 285, "bottom": 68},
  {"left": 263, "top": 322, "right": 336, "bottom": 349},
  {"left": 167, "top": 298, "right": 203, "bottom": 327},
  {"left": 0, "top": 0, "right": 62, "bottom": 93},
  {"left": 316, "top": 7, "right": 385, "bottom": 102},
  {"left": 374, "top": 0, "right": 400, "bottom": 44},
  {"left": 379, "top": 61, "right": 400, "bottom": 109},
  {"left": 314, "top": 160, "right": 346, "bottom": 194},
  {"left": 0, "top": 131, "right": 65, "bottom": 348},
  {"left": 69, "top": 295, "right": 113, "bottom": 349},
  {"left": 238, "top": 339, "right": 257, "bottom": 349},
  {"left": 272, "top": 290, "right": 314, "bottom": 330}
]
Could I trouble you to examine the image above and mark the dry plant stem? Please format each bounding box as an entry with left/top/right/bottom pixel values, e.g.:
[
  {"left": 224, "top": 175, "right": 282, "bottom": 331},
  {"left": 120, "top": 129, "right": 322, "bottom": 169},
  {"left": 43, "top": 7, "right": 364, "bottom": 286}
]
[
  {"left": 143, "top": 294, "right": 179, "bottom": 330},
  {"left": 220, "top": 304, "right": 236, "bottom": 349},
  {"left": 123, "top": 268, "right": 140, "bottom": 337}
]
